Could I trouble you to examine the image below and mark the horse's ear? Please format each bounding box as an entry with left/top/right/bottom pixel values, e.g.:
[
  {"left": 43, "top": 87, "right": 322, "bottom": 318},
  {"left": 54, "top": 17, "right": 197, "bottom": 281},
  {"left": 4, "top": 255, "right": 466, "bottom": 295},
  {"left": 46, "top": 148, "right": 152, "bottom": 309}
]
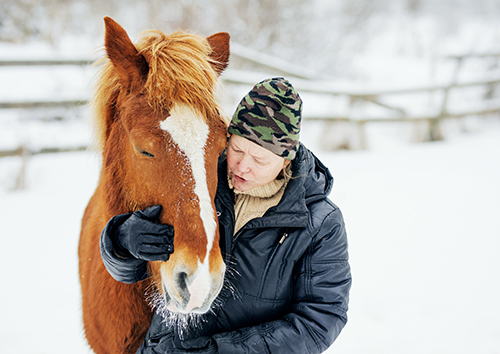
[
  {"left": 103, "top": 17, "right": 149, "bottom": 91},
  {"left": 206, "top": 32, "right": 230, "bottom": 75}
]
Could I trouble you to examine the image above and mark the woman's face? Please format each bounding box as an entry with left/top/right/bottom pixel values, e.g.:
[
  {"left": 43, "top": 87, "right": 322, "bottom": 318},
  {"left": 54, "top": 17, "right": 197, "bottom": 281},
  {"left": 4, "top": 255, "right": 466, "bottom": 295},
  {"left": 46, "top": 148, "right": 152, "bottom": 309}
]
[{"left": 227, "top": 135, "right": 287, "bottom": 192}]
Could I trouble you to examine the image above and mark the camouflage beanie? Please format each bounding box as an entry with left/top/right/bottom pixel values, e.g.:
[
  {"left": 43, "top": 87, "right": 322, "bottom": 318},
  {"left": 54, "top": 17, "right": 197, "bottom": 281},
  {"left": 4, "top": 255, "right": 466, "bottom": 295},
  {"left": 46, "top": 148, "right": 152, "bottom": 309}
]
[{"left": 228, "top": 77, "right": 303, "bottom": 160}]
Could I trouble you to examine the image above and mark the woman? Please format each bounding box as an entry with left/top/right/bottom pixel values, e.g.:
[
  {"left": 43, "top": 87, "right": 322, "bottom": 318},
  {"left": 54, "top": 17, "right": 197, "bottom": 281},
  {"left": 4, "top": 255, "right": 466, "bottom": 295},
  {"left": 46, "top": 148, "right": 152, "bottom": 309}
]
[{"left": 100, "top": 77, "right": 351, "bottom": 353}]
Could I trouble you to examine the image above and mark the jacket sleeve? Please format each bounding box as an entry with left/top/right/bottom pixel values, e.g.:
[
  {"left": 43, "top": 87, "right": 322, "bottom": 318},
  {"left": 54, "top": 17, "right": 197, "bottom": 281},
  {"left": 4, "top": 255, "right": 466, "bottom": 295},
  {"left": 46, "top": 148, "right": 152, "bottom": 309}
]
[
  {"left": 213, "top": 206, "right": 351, "bottom": 354},
  {"left": 99, "top": 213, "right": 149, "bottom": 284}
]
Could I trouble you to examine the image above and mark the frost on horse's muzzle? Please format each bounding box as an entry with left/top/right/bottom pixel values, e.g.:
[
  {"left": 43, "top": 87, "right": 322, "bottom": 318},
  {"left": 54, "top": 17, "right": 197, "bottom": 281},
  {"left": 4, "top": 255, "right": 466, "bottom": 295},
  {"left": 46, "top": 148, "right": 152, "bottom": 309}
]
[{"left": 160, "top": 260, "right": 225, "bottom": 315}]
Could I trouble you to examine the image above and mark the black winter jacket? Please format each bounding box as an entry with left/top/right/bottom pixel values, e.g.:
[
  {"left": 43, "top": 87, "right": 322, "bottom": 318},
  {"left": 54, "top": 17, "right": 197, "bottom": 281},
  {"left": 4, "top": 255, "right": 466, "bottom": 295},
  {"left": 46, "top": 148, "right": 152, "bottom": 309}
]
[{"left": 100, "top": 144, "right": 351, "bottom": 354}]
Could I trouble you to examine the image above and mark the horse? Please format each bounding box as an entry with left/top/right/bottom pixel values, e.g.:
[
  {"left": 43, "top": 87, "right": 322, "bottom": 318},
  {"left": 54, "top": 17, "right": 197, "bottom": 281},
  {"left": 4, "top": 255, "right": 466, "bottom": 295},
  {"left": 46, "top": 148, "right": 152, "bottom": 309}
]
[{"left": 78, "top": 17, "right": 230, "bottom": 354}]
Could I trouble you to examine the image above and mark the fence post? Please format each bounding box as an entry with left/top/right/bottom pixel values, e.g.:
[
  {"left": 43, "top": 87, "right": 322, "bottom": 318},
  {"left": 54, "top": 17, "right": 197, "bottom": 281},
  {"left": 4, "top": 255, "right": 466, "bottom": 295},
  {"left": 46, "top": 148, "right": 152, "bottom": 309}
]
[
  {"left": 431, "top": 56, "right": 465, "bottom": 141},
  {"left": 14, "top": 145, "right": 31, "bottom": 190}
]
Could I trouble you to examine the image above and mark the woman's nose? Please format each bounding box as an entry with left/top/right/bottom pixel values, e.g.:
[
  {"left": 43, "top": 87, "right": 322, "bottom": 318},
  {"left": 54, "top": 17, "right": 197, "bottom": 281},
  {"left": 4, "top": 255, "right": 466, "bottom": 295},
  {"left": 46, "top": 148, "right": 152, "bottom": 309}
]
[{"left": 236, "top": 156, "right": 251, "bottom": 174}]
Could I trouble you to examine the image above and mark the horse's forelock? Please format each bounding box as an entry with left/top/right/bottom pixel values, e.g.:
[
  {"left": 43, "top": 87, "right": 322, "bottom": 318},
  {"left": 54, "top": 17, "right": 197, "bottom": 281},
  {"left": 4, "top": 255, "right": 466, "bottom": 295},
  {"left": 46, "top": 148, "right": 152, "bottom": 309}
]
[
  {"left": 137, "top": 30, "right": 222, "bottom": 121},
  {"left": 91, "top": 30, "right": 226, "bottom": 152}
]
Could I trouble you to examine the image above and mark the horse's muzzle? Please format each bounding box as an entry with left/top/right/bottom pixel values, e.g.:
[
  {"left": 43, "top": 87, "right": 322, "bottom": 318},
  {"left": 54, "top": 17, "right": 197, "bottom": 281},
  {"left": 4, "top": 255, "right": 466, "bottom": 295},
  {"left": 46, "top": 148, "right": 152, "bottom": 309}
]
[{"left": 162, "top": 262, "right": 225, "bottom": 314}]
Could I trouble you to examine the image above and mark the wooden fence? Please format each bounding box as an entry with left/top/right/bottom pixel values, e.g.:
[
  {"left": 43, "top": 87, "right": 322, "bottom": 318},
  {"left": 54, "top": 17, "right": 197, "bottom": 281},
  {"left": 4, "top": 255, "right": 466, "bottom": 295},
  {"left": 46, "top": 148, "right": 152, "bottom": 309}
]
[
  {"left": 224, "top": 47, "right": 500, "bottom": 148},
  {"left": 2, "top": 49, "right": 500, "bottom": 189},
  {"left": 1, "top": 49, "right": 500, "bottom": 155}
]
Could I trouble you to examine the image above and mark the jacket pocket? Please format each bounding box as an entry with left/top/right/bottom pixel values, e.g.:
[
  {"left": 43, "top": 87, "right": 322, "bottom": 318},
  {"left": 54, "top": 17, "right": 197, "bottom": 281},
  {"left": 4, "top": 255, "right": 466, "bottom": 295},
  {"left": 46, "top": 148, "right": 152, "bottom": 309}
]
[{"left": 257, "top": 229, "right": 291, "bottom": 301}]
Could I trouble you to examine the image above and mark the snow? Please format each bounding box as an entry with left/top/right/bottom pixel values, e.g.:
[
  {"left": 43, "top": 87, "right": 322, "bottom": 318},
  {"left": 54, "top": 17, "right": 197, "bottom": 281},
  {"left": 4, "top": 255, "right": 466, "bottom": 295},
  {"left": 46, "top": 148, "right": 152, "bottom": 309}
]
[
  {"left": 313, "top": 123, "right": 500, "bottom": 353},
  {"left": 0, "top": 152, "right": 98, "bottom": 353},
  {"left": 1, "top": 118, "right": 499, "bottom": 353}
]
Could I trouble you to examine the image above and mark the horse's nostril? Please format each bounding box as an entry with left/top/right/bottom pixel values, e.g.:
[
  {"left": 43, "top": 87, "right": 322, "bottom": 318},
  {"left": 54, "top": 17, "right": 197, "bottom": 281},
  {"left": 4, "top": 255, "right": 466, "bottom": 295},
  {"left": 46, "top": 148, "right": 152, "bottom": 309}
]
[
  {"left": 175, "top": 271, "right": 190, "bottom": 304},
  {"left": 176, "top": 271, "right": 187, "bottom": 290}
]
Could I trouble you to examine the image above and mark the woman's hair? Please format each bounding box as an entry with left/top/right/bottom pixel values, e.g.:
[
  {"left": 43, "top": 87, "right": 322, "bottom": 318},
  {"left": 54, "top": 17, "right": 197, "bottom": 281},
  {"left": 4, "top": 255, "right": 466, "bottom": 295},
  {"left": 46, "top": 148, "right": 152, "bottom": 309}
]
[{"left": 278, "top": 160, "right": 293, "bottom": 182}]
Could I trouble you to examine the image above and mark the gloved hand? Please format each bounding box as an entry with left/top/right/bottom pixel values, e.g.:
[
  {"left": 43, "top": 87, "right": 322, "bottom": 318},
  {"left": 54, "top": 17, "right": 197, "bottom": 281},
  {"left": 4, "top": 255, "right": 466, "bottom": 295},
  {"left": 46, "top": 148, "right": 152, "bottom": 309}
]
[{"left": 110, "top": 205, "right": 174, "bottom": 262}]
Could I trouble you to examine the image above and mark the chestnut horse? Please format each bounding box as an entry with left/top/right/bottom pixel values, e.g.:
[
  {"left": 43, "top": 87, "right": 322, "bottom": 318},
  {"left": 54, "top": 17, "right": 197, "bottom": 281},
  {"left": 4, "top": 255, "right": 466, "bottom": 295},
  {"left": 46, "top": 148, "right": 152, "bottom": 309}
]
[{"left": 78, "top": 17, "right": 230, "bottom": 354}]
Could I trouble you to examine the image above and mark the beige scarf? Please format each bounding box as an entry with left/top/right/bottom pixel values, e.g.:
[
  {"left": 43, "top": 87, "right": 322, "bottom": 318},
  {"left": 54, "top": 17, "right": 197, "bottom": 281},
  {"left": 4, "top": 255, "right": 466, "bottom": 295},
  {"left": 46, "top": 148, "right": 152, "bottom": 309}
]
[{"left": 228, "top": 176, "right": 287, "bottom": 235}]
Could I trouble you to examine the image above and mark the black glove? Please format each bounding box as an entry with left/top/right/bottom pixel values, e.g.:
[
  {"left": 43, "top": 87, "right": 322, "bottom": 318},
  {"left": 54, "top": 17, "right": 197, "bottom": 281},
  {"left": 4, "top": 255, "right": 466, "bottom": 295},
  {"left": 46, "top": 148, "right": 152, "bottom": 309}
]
[{"left": 111, "top": 205, "right": 174, "bottom": 262}]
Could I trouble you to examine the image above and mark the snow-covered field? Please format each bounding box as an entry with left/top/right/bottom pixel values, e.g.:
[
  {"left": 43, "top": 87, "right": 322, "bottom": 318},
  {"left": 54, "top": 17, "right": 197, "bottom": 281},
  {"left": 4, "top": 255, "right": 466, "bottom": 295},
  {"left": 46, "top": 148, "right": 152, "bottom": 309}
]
[
  {"left": 318, "top": 121, "right": 500, "bottom": 353},
  {"left": 0, "top": 118, "right": 499, "bottom": 353}
]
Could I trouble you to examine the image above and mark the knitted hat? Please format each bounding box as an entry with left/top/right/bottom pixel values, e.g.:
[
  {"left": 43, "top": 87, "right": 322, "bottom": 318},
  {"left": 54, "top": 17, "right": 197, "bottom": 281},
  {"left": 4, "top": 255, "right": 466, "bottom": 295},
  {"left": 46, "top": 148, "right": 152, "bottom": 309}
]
[{"left": 228, "top": 77, "right": 302, "bottom": 160}]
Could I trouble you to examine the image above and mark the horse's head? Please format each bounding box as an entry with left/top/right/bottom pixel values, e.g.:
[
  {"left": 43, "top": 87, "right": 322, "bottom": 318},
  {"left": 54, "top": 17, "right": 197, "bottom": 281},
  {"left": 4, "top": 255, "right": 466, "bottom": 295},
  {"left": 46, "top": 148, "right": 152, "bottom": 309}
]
[{"left": 94, "top": 17, "right": 230, "bottom": 314}]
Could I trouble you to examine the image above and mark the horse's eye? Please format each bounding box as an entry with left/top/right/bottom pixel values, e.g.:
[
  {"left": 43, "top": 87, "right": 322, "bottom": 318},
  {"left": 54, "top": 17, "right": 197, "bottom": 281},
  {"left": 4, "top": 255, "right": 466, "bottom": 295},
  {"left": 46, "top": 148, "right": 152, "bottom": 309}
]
[
  {"left": 133, "top": 144, "right": 155, "bottom": 158},
  {"left": 140, "top": 150, "right": 155, "bottom": 158}
]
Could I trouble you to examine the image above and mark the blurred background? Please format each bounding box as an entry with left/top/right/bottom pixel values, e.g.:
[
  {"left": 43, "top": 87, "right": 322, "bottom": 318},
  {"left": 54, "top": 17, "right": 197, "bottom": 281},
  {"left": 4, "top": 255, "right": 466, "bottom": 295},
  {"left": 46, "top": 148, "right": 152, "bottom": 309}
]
[{"left": 1, "top": 0, "right": 499, "bottom": 353}]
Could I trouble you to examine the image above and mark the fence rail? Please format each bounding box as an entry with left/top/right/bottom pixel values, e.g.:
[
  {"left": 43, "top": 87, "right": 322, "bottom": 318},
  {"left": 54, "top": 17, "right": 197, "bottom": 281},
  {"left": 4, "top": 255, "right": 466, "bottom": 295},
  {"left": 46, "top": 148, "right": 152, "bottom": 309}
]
[
  {"left": 0, "top": 59, "right": 94, "bottom": 66},
  {"left": 0, "top": 99, "right": 87, "bottom": 109},
  {"left": 0, "top": 145, "right": 88, "bottom": 158}
]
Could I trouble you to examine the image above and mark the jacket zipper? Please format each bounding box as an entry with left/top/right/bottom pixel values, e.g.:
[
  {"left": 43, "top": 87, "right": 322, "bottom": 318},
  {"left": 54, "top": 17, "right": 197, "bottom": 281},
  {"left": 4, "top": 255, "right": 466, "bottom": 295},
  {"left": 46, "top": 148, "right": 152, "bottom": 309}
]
[
  {"left": 279, "top": 232, "right": 289, "bottom": 244},
  {"left": 217, "top": 195, "right": 236, "bottom": 257}
]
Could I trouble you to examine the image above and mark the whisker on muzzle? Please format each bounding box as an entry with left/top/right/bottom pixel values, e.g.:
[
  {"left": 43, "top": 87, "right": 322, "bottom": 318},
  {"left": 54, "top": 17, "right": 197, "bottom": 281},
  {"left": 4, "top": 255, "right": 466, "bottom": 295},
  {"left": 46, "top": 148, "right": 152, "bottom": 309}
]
[{"left": 144, "top": 261, "right": 239, "bottom": 338}]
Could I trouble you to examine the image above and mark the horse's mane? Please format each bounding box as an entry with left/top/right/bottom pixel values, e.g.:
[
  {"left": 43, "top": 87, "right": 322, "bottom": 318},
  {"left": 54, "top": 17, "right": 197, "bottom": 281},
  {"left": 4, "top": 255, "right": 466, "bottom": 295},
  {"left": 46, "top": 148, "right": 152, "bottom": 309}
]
[{"left": 91, "top": 30, "right": 225, "bottom": 151}]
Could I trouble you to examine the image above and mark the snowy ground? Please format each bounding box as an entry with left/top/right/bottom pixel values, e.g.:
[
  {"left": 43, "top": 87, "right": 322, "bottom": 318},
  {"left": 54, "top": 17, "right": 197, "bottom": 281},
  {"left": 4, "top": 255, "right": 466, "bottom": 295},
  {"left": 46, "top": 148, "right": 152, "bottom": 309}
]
[{"left": 0, "top": 117, "right": 499, "bottom": 353}]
